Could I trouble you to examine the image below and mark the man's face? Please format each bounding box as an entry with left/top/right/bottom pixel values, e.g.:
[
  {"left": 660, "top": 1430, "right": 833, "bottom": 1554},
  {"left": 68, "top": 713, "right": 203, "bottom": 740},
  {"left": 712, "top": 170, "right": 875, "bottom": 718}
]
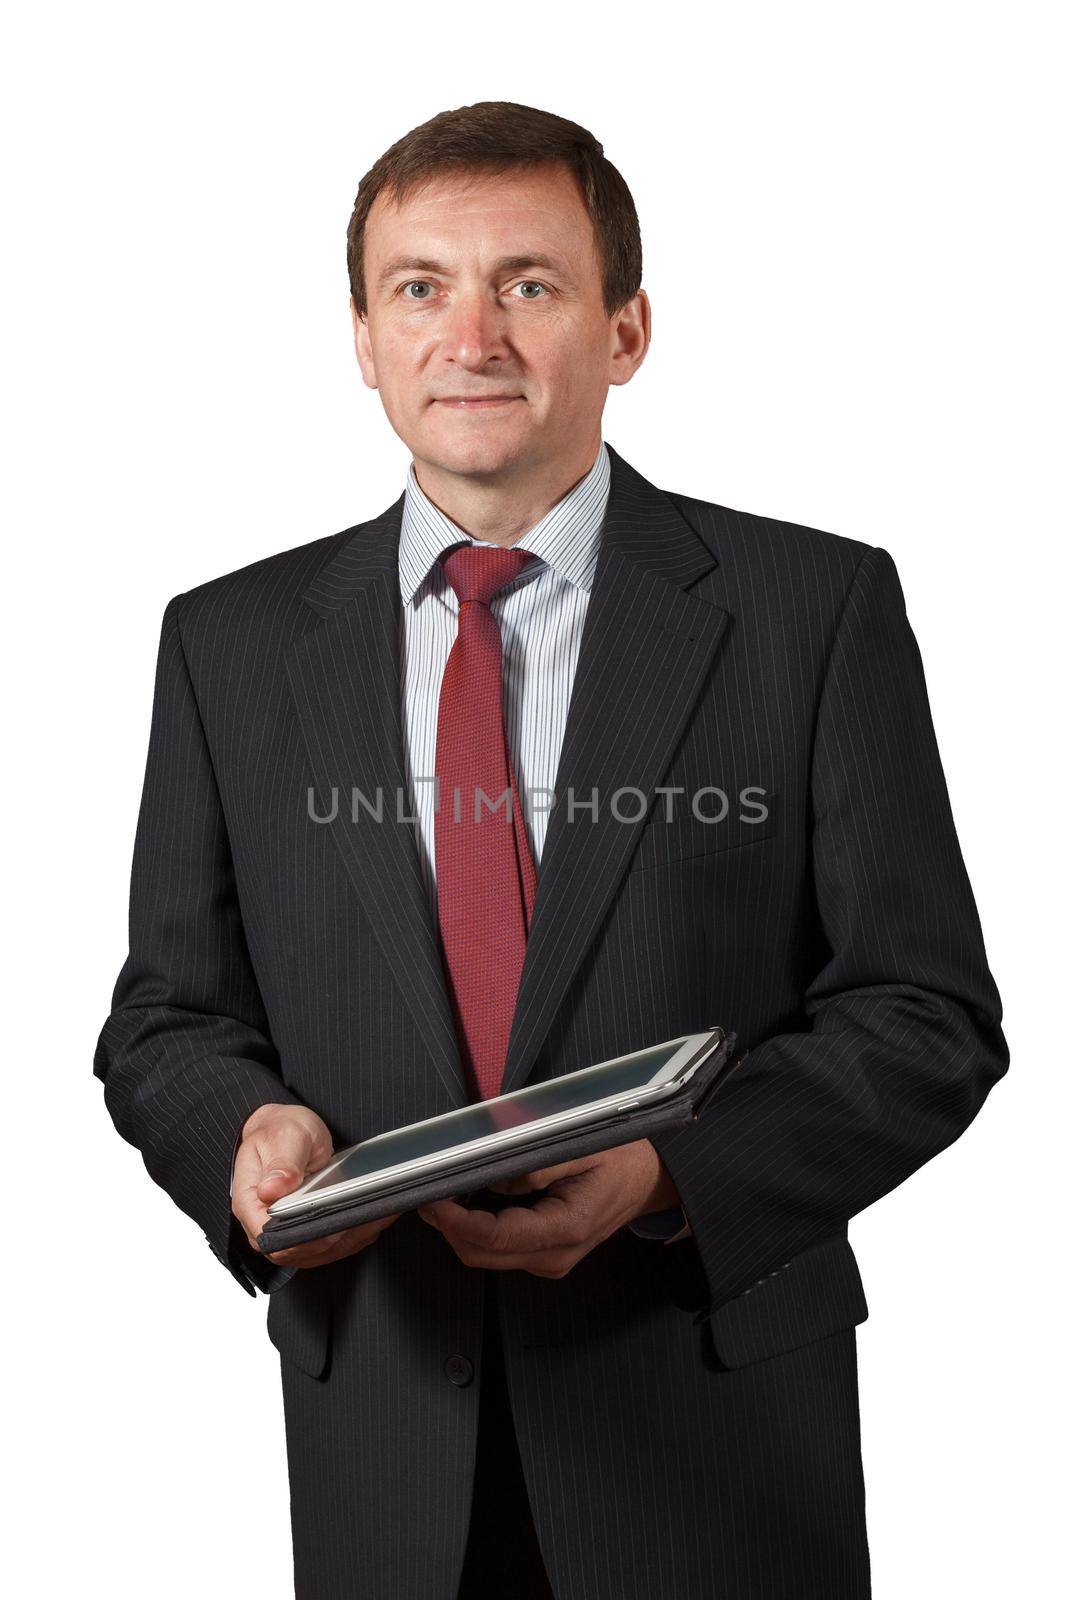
[{"left": 353, "top": 162, "right": 647, "bottom": 481}]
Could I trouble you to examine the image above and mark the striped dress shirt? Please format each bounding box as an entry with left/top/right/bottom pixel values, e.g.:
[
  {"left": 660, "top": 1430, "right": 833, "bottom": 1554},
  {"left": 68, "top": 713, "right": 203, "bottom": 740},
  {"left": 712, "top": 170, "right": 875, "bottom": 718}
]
[{"left": 397, "top": 437, "right": 691, "bottom": 1244}]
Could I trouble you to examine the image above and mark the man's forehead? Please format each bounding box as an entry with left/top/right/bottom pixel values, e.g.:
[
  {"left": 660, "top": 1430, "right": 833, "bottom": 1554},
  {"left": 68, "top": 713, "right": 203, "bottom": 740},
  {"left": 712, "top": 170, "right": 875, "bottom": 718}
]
[
  {"left": 367, "top": 168, "right": 590, "bottom": 259},
  {"left": 378, "top": 162, "right": 580, "bottom": 215}
]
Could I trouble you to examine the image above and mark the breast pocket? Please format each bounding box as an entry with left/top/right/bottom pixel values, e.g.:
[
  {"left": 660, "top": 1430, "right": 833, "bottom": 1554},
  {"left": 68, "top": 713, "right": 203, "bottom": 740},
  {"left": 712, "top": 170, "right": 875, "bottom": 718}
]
[{"left": 628, "top": 790, "right": 778, "bottom": 873}]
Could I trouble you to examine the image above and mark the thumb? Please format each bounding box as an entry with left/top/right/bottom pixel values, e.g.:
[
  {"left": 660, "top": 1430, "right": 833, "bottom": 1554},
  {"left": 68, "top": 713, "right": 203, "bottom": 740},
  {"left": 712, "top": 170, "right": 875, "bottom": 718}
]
[
  {"left": 257, "top": 1163, "right": 306, "bottom": 1202},
  {"left": 254, "top": 1120, "right": 323, "bottom": 1201}
]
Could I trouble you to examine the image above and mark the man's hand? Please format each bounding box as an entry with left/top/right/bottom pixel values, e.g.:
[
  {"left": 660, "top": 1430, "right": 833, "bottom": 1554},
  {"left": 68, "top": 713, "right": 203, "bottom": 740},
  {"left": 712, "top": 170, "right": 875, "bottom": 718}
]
[
  {"left": 416, "top": 1138, "right": 680, "bottom": 1278},
  {"left": 232, "top": 1103, "right": 401, "bottom": 1270}
]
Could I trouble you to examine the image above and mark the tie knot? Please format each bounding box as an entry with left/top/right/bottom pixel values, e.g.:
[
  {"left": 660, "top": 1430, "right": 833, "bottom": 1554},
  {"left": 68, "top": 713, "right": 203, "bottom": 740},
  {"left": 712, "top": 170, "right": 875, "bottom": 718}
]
[{"left": 441, "top": 542, "right": 539, "bottom": 607}]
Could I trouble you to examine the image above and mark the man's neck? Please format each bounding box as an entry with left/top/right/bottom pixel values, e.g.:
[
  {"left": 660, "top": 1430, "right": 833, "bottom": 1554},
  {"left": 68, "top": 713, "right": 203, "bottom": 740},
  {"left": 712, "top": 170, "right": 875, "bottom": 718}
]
[{"left": 410, "top": 436, "right": 602, "bottom": 547}]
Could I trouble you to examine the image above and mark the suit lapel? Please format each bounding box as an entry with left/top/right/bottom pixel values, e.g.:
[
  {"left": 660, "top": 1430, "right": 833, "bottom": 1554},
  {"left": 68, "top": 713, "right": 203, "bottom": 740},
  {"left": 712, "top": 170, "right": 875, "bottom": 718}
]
[
  {"left": 285, "top": 443, "right": 731, "bottom": 1113},
  {"left": 499, "top": 444, "right": 729, "bottom": 1094},
  {"left": 285, "top": 493, "right": 470, "bottom": 1111}
]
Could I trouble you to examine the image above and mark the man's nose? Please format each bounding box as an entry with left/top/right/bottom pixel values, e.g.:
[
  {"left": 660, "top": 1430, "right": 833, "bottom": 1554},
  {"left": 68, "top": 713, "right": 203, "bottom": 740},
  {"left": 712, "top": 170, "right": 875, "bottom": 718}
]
[{"left": 441, "top": 291, "right": 511, "bottom": 370}]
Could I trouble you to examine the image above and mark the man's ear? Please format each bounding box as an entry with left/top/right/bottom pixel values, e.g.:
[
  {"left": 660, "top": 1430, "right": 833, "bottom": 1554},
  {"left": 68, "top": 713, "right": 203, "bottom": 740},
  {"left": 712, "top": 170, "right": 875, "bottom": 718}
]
[
  {"left": 351, "top": 296, "right": 378, "bottom": 390},
  {"left": 608, "top": 287, "right": 651, "bottom": 389}
]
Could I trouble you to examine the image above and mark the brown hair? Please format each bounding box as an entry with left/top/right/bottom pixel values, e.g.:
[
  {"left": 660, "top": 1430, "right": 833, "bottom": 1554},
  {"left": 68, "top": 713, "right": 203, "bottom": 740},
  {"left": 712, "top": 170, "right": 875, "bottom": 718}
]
[{"left": 347, "top": 101, "right": 642, "bottom": 321}]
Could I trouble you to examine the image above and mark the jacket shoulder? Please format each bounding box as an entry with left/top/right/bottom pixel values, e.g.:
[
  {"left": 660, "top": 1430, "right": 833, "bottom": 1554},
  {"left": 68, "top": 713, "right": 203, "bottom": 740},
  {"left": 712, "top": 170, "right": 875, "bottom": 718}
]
[
  {"left": 176, "top": 527, "right": 350, "bottom": 617},
  {"left": 164, "top": 521, "right": 380, "bottom": 661},
  {"left": 666, "top": 486, "right": 876, "bottom": 583}
]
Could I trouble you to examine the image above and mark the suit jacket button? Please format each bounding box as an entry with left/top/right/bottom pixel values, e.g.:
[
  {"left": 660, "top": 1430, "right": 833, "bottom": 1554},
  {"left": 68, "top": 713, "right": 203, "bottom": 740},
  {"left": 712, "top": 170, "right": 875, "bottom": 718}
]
[{"left": 444, "top": 1354, "right": 474, "bottom": 1388}]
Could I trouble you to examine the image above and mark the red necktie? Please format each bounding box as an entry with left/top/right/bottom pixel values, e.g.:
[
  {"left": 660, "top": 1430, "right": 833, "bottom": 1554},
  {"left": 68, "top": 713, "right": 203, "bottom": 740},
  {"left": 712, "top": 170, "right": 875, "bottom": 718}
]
[{"left": 434, "top": 541, "right": 540, "bottom": 1101}]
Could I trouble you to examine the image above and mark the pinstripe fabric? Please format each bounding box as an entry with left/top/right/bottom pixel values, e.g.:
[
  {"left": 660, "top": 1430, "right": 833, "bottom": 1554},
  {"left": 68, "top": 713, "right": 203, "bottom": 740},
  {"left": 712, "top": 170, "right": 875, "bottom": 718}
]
[{"left": 94, "top": 440, "right": 1008, "bottom": 1598}]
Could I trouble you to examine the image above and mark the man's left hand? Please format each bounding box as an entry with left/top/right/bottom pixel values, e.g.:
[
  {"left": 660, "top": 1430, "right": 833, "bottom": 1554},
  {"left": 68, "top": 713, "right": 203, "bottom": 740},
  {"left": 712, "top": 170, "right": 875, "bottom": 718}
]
[{"left": 416, "top": 1138, "right": 681, "bottom": 1278}]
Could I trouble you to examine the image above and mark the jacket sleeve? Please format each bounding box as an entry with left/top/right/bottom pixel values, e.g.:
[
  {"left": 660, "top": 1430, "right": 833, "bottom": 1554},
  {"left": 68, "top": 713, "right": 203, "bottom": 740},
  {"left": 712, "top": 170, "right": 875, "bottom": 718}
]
[
  {"left": 652, "top": 546, "right": 1009, "bottom": 1312},
  {"left": 93, "top": 594, "right": 304, "bottom": 1296}
]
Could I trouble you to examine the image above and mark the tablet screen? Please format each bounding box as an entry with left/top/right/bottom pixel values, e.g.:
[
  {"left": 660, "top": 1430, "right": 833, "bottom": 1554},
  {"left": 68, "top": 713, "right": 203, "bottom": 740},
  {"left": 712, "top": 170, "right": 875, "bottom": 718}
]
[{"left": 294, "top": 1038, "right": 688, "bottom": 1201}]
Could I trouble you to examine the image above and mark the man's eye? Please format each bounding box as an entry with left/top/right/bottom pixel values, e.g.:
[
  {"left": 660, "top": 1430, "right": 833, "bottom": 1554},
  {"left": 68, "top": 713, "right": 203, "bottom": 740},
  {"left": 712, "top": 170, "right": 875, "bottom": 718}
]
[{"left": 398, "top": 279, "right": 548, "bottom": 302}]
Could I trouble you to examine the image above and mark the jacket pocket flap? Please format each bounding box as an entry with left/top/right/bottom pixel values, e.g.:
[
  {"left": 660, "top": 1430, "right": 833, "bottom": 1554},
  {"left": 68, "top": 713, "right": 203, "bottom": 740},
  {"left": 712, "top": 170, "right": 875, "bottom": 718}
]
[
  {"left": 705, "top": 1237, "right": 868, "bottom": 1370},
  {"left": 266, "top": 1271, "right": 333, "bottom": 1379},
  {"left": 630, "top": 791, "right": 779, "bottom": 873}
]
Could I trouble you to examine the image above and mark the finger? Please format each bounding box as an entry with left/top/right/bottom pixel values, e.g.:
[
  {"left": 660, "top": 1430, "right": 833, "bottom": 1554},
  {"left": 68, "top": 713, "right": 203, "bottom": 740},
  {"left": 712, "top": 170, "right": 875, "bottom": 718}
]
[
  {"left": 483, "top": 1157, "right": 598, "bottom": 1198},
  {"left": 264, "top": 1229, "right": 349, "bottom": 1265},
  {"left": 485, "top": 1172, "right": 552, "bottom": 1195},
  {"left": 232, "top": 1173, "right": 272, "bottom": 1244},
  {"left": 269, "top": 1222, "right": 392, "bottom": 1268},
  {"left": 418, "top": 1201, "right": 587, "bottom": 1275},
  {"left": 231, "top": 1136, "right": 268, "bottom": 1212},
  {"left": 264, "top": 1211, "right": 403, "bottom": 1267},
  {"left": 518, "top": 1159, "right": 595, "bottom": 1190},
  {"left": 420, "top": 1192, "right": 581, "bottom": 1256},
  {"left": 298, "top": 1234, "right": 383, "bottom": 1267}
]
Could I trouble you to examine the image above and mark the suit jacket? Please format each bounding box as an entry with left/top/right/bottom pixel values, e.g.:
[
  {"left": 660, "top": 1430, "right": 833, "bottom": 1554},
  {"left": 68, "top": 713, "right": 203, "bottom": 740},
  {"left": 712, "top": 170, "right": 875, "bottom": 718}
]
[{"left": 94, "top": 441, "right": 1008, "bottom": 1600}]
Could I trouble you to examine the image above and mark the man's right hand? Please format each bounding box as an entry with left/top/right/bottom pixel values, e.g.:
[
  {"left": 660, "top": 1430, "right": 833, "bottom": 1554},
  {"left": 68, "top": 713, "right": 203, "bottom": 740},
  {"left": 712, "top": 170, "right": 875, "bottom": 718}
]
[{"left": 232, "top": 1103, "right": 401, "bottom": 1270}]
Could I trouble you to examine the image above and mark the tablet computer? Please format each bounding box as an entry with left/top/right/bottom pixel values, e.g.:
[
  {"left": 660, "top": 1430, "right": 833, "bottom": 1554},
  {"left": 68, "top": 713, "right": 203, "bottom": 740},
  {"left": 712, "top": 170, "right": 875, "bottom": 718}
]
[{"left": 265, "top": 1027, "right": 731, "bottom": 1233}]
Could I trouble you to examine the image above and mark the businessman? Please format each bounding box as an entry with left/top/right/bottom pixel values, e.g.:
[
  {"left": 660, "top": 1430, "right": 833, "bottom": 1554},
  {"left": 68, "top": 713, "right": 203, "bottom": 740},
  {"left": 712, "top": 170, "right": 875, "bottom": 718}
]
[{"left": 94, "top": 101, "right": 1008, "bottom": 1599}]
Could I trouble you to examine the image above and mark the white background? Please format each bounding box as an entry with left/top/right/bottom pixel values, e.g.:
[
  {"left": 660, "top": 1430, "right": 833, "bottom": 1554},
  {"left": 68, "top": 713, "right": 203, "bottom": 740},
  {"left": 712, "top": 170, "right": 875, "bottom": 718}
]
[{"left": 3, "top": 3, "right": 1062, "bottom": 1595}]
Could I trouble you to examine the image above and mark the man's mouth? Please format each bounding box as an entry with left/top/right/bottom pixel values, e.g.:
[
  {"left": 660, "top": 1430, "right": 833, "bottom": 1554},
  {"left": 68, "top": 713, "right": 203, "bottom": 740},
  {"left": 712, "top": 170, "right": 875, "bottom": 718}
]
[{"left": 433, "top": 396, "right": 522, "bottom": 409}]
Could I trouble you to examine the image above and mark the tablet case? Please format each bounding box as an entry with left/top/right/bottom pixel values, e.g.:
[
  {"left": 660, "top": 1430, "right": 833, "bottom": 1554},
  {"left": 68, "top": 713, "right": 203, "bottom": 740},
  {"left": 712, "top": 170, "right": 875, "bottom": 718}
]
[{"left": 257, "top": 1032, "right": 742, "bottom": 1254}]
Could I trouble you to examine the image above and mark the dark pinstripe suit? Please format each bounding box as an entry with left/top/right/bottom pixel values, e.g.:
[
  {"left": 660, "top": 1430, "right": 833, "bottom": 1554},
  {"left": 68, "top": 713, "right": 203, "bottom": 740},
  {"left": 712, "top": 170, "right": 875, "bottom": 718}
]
[{"left": 94, "top": 440, "right": 1008, "bottom": 1598}]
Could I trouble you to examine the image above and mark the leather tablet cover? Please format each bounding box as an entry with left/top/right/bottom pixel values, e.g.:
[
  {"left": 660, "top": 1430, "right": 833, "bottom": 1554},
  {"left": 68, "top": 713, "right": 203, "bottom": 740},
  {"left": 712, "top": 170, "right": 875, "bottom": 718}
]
[{"left": 257, "top": 1033, "right": 740, "bottom": 1254}]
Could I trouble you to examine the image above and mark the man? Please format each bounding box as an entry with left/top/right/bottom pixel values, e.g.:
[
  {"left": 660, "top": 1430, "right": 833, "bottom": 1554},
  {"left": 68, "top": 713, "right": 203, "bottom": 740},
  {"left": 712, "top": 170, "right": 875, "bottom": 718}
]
[{"left": 94, "top": 101, "right": 1008, "bottom": 1600}]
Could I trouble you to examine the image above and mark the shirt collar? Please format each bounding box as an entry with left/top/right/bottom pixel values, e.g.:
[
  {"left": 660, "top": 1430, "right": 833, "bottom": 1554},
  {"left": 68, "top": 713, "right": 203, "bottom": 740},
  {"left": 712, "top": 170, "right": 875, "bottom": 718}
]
[{"left": 398, "top": 437, "right": 610, "bottom": 607}]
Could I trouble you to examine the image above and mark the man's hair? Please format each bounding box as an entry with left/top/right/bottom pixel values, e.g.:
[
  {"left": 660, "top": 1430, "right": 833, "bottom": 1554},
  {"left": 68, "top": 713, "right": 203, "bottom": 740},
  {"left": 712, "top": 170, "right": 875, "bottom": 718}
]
[{"left": 347, "top": 101, "right": 642, "bottom": 321}]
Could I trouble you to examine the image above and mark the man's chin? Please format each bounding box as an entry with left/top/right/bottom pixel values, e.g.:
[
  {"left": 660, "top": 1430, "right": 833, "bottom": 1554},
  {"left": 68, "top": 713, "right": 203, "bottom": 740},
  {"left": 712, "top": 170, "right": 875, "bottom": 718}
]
[{"left": 416, "top": 421, "right": 534, "bottom": 480}]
